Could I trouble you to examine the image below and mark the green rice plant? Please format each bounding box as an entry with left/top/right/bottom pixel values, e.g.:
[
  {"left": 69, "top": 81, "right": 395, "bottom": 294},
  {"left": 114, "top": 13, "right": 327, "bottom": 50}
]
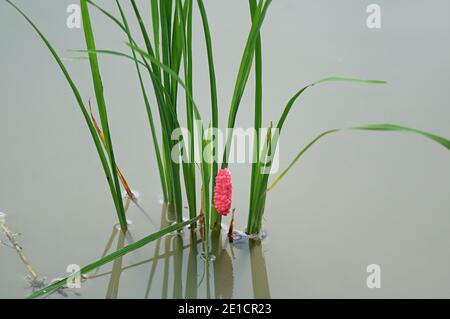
[
  {"left": 71, "top": 0, "right": 273, "bottom": 251},
  {"left": 74, "top": 0, "right": 196, "bottom": 224},
  {"left": 10, "top": 0, "right": 450, "bottom": 252},
  {"left": 6, "top": 0, "right": 128, "bottom": 231},
  {"left": 120, "top": 0, "right": 187, "bottom": 223},
  {"left": 247, "top": 86, "right": 450, "bottom": 236},
  {"left": 208, "top": 1, "right": 450, "bottom": 235},
  {"left": 94, "top": 0, "right": 198, "bottom": 224},
  {"left": 73, "top": 1, "right": 450, "bottom": 241},
  {"left": 246, "top": 76, "right": 450, "bottom": 235}
]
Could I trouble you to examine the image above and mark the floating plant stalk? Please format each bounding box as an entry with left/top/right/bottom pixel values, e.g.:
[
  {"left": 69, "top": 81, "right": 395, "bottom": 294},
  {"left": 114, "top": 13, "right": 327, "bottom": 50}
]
[{"left": 0, "top": 221, "right": 38, "bottom": 281}]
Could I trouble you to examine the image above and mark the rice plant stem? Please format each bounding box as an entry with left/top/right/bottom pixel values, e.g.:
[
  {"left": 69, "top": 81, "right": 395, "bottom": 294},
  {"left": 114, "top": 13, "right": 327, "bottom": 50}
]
[
  {"left": 222, "top": 0, "right": 272, "bottom": 169},
  {"left": 80, "top": 0, "right": 127, "bottom": 231},
  {"left": 248, "top": 0, "right": 264, "bottom": 232},
  {"left": 197, "top": 0, "right": 220, "bottom": 228},
  {"left": 176, "top": 0, "right": 197, "bottom": 224},
  {"left": 115, "top": 0, "right": 168, "bottom": 201}
]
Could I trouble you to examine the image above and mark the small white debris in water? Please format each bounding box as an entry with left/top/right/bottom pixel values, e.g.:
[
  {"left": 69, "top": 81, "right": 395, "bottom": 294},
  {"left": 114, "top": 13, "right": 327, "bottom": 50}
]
[
  {"left": 114, "top": 219, "right": 134, "bottom": 231},
  {"left": 158, "top": 194, "right": 164, "bottom": 205},
  {"left": 231, "top": 230, "right": 249, "bottom": 246},
  {"left": 121, "top": 190, "right": 141, "bottom": 201},
  {"left": 0, "top": 212, "right": 6, "bottom": 223},
  {"left": 260, "top": 229, "right": 268, "bottom": 240}
]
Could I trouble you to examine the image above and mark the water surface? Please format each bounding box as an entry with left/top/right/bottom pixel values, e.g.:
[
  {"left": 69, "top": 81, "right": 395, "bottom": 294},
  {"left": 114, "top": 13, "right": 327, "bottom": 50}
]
[{"left": 1, "top": 0, "right": 450, "bottom": 298}]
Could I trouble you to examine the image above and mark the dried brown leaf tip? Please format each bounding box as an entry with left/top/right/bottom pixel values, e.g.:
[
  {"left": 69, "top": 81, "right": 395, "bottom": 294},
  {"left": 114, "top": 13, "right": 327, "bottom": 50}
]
[{"left": 88, "top": 99, "right": 134, "bottom": 200}]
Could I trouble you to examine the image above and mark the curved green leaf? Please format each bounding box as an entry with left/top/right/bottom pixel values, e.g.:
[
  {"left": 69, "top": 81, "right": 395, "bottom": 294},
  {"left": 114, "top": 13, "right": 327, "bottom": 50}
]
[
  {"left": 277, "top": 77, "right": 387, "bottom": 130},
  {"left": 267, "top": 124, "right": 450, "bottom": 191}
]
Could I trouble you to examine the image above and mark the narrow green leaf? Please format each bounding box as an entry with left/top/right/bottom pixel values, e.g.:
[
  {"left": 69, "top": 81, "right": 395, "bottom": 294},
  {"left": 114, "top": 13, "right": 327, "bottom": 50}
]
[
  {"left": 222, "top": 0, "right": 272, "bottom": 168},
  {"left": 277, "top": 77, "right": 387, "bottom": 130},
  {"left": 175, "top": 0, "right": 197, "bottom": 222},
  {"left": 150, "top": 0, "right": 161, "bottom": 62},
  {"left": 115, "top": 0, "right": 168, "bottom": 201},
  {"left": 267, "top": 124, "right": 450, "bottom": 191},
  {"left": 196, "top": 0, "right": 220, "bottom": 227},
  {"left": 80, "top": 0, "right": 127, "bottom": 231},
  {"left": 248, "top": 0, "right": 264, "bottom": 232},
  {"left": 86, "top": 0, "right": 125, "bottom": 32}
]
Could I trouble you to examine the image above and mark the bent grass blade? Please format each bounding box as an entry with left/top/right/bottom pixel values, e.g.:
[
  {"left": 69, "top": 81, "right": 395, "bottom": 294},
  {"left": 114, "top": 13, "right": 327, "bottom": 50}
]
[{"left": 267, "top": 124, "right": 450, "bottom": 192}]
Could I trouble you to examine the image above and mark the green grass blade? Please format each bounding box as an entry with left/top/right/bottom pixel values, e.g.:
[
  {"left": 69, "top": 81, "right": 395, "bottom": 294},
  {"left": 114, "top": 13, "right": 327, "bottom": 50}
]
[
  {"left": 80, "top": 0, "right": 127, "bottom": 231},
  {"left": 130, "top": 0, "right": 161, "bottom": 81},
  {"left": 222, "top": 0, "right": 272, "bottom": 168},
  {"left": 28, "top": 215, "right": 201, "bottom": 299},
  {"left": 75, "top": 44, "right": 208, "bottom": 227},
  {"left": 267, "top": 124, "right": 450, "bottom": 191},
  {"left": 128, "top": 0, "right": 182, "bottom": 220},
  {"left": 159, "top": 0, "right": 172, "bottom": 94},
  {"left": 115, "top": 0, "right": 168, "bottom": 201},
  {"left": 175, "top": 0, "right": 197, "bottom": 223},
  {"left": 76, "top": 45, "right": 201, "bottom": 224},
  {"left": 248, "top": 122, "right": 272, "bottom": 234},
  {"left": 5, "top": 0, "right": 123, "bottom": 222},
  {"left": 150, "top": 0, "right": 161, "bottom": 62},
  {"left": 277, "top": 77, "right": 387, "bottom": 130},
  {"left": 248, "top": 0, "right": 264, "bottom": 232},
  {"left": 86, "top": 0, "right": 125, "bottom": 32},
  {"left": 197, "top": 0, "right": 220, "bottom": 228},
  {"left": 72, "top": 48, "right": 202, "bottom": 133},
  {"left": 247, "top": 77, "right": 386, "bottom": 234},
  {"left": 122, "top": 44, "right": 203, "bottom": 119},
  {"left": 89, "top": 29, "right": 176, "bottom": 211}
]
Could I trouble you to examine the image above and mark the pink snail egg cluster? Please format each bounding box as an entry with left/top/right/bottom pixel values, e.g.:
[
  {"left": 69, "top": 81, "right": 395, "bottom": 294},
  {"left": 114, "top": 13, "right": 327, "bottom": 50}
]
[{"left": 213, "top": 169, "right": 232, "bottom": 216}]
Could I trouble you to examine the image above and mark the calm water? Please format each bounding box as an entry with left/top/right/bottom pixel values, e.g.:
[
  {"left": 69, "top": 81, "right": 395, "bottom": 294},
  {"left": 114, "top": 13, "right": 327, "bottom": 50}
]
[{"left": 1, "top": 0, "right": 450, "bottom": 298}]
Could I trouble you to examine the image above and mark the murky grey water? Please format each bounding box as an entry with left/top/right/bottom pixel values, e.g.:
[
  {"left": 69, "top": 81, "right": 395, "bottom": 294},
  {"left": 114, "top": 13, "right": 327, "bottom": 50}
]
[{"left": 1, "top": 0, "right": 450, "bottom": 298}]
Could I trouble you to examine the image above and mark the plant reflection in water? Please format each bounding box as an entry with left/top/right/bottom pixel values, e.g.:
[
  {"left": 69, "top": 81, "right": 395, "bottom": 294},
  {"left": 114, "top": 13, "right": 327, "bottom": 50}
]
[{"left": 80, "top": 202, "right": 272, "bottom": 299}]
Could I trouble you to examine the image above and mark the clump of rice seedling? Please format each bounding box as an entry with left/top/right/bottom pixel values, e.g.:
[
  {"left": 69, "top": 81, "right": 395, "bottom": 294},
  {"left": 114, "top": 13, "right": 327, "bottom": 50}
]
[{"left": 8, "top": 0, "right": 450, "bottom": 260}]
